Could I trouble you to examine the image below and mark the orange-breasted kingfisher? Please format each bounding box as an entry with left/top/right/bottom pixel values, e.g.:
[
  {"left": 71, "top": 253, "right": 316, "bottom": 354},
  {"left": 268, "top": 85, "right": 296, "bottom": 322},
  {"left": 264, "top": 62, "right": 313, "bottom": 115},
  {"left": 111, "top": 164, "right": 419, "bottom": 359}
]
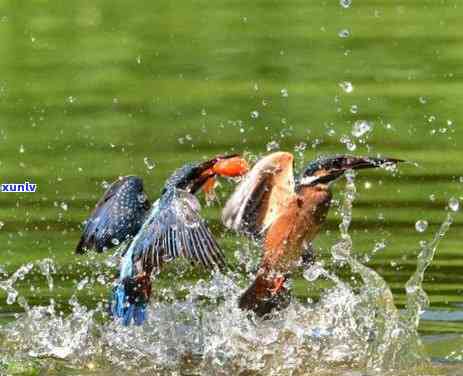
[{"left": 222, "top": 151, "right": 401, "bottom": 316}]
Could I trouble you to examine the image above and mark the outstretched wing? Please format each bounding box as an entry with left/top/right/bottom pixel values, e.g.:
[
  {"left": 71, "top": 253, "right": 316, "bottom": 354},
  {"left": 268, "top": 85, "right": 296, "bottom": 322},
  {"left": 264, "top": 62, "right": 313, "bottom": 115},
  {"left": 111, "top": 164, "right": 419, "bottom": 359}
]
[
  {"left": 222, "top": 151, "right": 295, "bottom": 238},
  {"left": 76, "top": 176, "right": 150, "bottom": 253},
  {"left": 128, "top": 189, "right": 226, "bottom": 273}
]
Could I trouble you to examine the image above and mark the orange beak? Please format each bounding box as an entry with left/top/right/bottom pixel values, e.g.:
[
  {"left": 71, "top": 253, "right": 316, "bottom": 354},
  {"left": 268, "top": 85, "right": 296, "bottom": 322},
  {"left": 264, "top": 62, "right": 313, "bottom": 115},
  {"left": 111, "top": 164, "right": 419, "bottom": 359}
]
[
  {"left": 200, "top": 156, "right": 249, "bottom": 204},
  {"left": 212, "top": 156, "right": 249, "bottom": 177}
]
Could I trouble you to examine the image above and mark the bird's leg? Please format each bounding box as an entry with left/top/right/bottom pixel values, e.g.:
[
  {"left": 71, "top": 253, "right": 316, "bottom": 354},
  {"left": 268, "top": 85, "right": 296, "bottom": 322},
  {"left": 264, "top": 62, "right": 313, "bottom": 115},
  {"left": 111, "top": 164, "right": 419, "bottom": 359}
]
[
  {"left": 239, "top": 269, "right": 291, "bottom": 316},
  {"left": 125, "top": 272, "right": 152, "bottom": 305}
]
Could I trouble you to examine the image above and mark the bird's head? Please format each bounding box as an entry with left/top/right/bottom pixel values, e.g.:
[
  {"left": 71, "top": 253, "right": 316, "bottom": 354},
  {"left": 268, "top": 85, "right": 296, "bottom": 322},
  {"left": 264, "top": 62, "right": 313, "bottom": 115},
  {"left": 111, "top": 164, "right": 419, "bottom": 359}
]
[
  {"left": 298, "top": 155, "right": 402, "bottom": 188},
  {"left": 167, "top": 154, "right": 249, "bottom": 199}
]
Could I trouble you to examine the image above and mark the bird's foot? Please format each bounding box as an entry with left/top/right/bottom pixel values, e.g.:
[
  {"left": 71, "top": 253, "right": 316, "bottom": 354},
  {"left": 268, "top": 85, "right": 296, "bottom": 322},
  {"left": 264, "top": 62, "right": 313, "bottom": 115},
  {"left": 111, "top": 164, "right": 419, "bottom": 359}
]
[{"left": 269, "top": 275, "right": 286, "bottom": 295}]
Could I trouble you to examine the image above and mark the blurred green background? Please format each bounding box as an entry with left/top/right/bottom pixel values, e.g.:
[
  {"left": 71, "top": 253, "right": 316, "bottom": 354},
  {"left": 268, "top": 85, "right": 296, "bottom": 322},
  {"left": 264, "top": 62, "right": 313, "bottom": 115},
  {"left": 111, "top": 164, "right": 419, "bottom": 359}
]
[{"left": 0, "top": 0, "right": 462, "bottom": 354}]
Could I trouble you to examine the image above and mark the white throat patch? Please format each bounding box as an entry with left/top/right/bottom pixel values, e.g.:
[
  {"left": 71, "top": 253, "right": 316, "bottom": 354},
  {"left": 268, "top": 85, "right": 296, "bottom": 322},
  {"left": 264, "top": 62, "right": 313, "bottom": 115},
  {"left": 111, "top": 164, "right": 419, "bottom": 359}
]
[{"left": 300, "top": 176, "right": 320, "bottom": 186}]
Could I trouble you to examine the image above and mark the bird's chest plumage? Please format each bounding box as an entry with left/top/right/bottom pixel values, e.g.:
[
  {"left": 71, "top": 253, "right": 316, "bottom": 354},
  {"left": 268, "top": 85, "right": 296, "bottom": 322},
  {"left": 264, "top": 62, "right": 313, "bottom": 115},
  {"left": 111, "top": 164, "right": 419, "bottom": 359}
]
[
  {"left": 296, "top": 189, "right": 331, "bottom": 240},
  {"left": 262, "top": 187, "right": 331, "bottom": 271}
]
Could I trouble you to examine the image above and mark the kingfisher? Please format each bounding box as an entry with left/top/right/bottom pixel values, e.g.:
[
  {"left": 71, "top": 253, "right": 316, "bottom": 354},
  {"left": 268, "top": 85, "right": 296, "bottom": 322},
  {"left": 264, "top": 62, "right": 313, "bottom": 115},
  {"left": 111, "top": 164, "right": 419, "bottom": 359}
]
[
  {"left": 76, "top": 154, "right": 249, "bottom": 325},
  {"left": 222, "top": 151, "right": 402, "bottom": 316}
]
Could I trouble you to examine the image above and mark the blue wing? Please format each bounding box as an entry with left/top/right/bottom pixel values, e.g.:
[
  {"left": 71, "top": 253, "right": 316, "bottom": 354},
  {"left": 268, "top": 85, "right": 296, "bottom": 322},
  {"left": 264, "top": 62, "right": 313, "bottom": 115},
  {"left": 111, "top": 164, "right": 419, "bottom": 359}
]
[
  {"left": 112, "top": 189, "right": 225, "bottom": 326},
  {"left": 124, "top": 189, "right": 225, "bottom": 277},
  {"left": 76, "top": 176, "right": 150, "bottom": 253}
]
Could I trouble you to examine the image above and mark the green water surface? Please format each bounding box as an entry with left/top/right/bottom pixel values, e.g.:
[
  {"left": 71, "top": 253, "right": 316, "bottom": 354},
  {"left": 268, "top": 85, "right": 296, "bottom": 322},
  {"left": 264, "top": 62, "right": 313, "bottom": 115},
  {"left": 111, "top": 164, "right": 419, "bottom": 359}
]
[{"left": 0, "top": 0, "right": 463, "bottom": 374}]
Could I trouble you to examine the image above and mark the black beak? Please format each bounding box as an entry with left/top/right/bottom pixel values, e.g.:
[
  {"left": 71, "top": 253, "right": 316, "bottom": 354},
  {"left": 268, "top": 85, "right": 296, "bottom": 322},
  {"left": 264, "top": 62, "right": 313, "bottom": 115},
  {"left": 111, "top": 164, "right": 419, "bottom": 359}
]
[
  {"left": 331, "top": 156, "right": 403, "bottom": 171},
  {"left": 300, "top": 155, "right": 403, "bottom": 186}
]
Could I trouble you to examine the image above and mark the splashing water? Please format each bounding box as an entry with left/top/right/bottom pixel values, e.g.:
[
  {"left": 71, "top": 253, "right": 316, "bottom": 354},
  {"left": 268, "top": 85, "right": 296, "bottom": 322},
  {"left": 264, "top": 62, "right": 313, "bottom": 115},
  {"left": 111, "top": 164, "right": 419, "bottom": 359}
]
[
  {"left": 0, "top": 263, "right": 33, "bottom": 306},
  {"left": 331, "top": 171, "right": 451, "bottom": 370},
  {"left": 0, "top": 175, "right": 454, "bottom": 375}
]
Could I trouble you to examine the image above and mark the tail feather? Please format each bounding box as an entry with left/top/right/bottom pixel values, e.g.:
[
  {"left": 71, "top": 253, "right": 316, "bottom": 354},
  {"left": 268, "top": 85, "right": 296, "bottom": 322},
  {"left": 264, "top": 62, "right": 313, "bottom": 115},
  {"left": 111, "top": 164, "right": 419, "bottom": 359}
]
[
  {"left": 122, "top": 304, "right": 147, "bottom": 326},
  {"left": 110, "top": 275, "right": 151, "bottom": 326},
  {"left": 111, "top": 284, "right": 126, "bottom": 318}
]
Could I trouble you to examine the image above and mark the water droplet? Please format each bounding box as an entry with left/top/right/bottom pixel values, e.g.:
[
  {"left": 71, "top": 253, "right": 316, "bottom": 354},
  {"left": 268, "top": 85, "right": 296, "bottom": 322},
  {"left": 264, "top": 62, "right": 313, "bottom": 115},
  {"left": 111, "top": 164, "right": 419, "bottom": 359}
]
[
  {"left": 429, "top": 194, "right": 436, "bottom": 202},
  {"left": 201, "top": 108, "right": 207, "bottom": 116},
  {"left": 144, "top": 157, "right": 156, "bottom": 170},
  {"left": 350, "top": 105, "right": 358, "bottom": 114},
  {"left": 326, "top": 128, "right": 336, "bottom": 137},
  {"left": 340, "top": 0, "right": 352, "bottom": 8},
  {"left": 67, "top": 96, "right": 75, "bottom": 104},
  {"left": 77, "top": 277, "right": 88, "bottom": 290},
  {"left": 415, "top": 220, "right": 428, "bottom": 233},
  {"left": 352, "top": 120, "right": 372, "bottom": 138},
  {"left": 7, "top": 290, "right": 17, "bottom": 305},
  {"left": 294, "top": 142, "right": 307, "bottom": 156},
  {"left": 340, "top": 135, "right": 349, "bottom": 144},
  {"left": 0, "top": 221, "right": 4, "bottom": 230},
  {"left": 101, "top": 180, "right": 110, "bottom": 189},
  {"left": 346, "top": 142, "right": 356, "bottom": 151},
  {"left": 364, "top": 181, "right": 372, "bottom": 189},
  {"left": 459, "top": 176, "right": 463, "bottom": 183},
  {"left": 340, "top": 135, "right": 356, "bottom": 151},
  {"left": 372, "top": 240, "right": 386, "bottom": 253},
  {"left": 19, "top": 144, "right": 25, "bottom": 153},
  {"left": 136, "top": 55, "right": 142, "bottom": 64},
  {"left": 338, "top": 29, "right": 350, "bottom": 38},
  {"left": 97, "top": 275, "right": 106, "bottom": 285},
  {"left": 60, "top": 202, "right": 68, "bottom": 211},
  {"left": 250, "top": 110, "right": 259, "bottom": 119},
  {"left": 419, "top": 96, "right": 427, "bottom": 104},
  {"left": 339, "top": 81, "right": 354, "bottom": 93},
  {"left": 449, "top": 197, "right": 460, "bottom": 212},
  {"left": 266, "top": 140, "right": 280, "bottom": 152},
  {"left": 111, "top": 238, "right": 120, "bottom": 246},
  {"left": 280, "top": 88, "right": 289, "bottom": 97},
  {"left": 303, "top": 263, "right": 325, "bottom": 282}
]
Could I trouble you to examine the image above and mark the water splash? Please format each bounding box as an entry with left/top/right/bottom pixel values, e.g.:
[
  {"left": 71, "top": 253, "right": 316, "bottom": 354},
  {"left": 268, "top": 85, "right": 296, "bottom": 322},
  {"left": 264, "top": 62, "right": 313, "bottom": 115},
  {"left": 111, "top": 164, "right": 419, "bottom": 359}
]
[
  {"left": 38, "top": 258, "right": 56, "bottom": 292},
  {"left": 0, "top": 263, "right": 33, "bottom": 305},
  {"left": 0, "top": 177, "right": 454, "bottom": 375},
  {"left": 331, "top": 171, "right": 453, "bottom": 370}
]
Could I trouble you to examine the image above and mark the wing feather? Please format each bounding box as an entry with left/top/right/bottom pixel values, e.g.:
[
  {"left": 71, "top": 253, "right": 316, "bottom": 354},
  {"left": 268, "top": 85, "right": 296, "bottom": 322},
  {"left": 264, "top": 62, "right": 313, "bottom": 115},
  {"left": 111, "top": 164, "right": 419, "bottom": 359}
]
[
  {"left": 76, "top": 176, "right": 150, "bottom": 253},
  {"left": 129, "top": 189, "right": 226, "bottom": 273},
  {"left": 222, "top": 152, "right": 296, "bottom": 238}
]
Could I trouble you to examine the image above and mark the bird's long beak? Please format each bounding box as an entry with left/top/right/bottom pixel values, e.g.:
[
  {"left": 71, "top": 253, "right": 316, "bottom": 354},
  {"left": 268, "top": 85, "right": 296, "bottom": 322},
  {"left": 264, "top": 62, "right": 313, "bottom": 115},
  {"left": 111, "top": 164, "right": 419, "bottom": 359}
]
[
  {"left": 301, "top": 156, "right": 403, "bottom": 186},
  {"left": 335, "top": 156, "right": 403, "bottom": 171}
]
